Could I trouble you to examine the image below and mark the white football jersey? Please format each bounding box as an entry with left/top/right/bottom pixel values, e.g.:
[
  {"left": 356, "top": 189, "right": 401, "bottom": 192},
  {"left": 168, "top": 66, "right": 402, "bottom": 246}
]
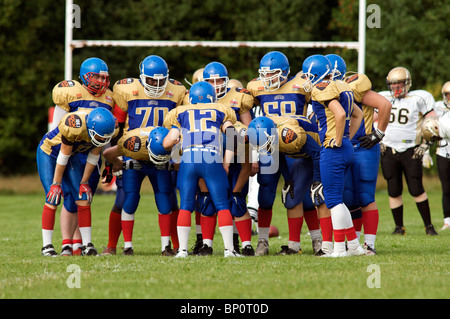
[
  {"left": 379, "top": 90, "right": 435, "bottom": 152},
  {"left": 435, "top": 101, "right": 450, "bottom": 157}
]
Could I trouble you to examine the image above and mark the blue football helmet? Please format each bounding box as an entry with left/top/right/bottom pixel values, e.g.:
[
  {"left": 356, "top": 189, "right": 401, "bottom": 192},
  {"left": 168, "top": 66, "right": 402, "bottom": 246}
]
[
  {"left": 301, "top": 54, "right": 332, "bottom": 92},
  {"left": 203, "top": 62, "right": 229, "bottom": 99},
  {"left": 247, "top": 116, "right": 278, "bottom": 155},
  {"left": 147, "top": 127, "right": 171, "bottom": 164},
  {"left": 326, "top": 54, "right": 347, "bottom": 80},
  {"left": 139, "top": 55, "right": 169, "bottom": 98},
  {"left": 258, "top": 51, "right": 290, "bottom": 91},
  {"left": 79, "top": 57, "right": 110, "bottom": 96},
  {"left": 86, "top": 108, "right": 116, "bottom": 147},
  {"left": 189, "top": 81, "right": 217, "bottom": 104}
]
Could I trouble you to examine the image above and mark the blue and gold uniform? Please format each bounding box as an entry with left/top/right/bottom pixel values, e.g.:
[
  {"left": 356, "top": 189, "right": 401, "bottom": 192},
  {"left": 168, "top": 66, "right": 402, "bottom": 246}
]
[
  {"left": 115, "top": 126, "right": 174, "bottom": 216},
  {"left": 311, "top": 80, "right": 355, "bottom": 209},
  {"left": 342, "top": 74, "right": 380, "bottom": 209},
  {"left": 112, "top": 77, "right": 186, "bottom": 218},
  {"left": 246, "top": 75, "right": 310, "bottom": 117},
  {"left": 113, "top": 78, "right": 186, "bottom": 131},
  {"left": 258, "top": 115, "right": 322, "bottom": 211},
  {"left": 37, "top": 110, "right": 118, "bottom": 205},
  {"left": 51, "top": 80, "right": 115, "bottom": 213},
  {"left": 165, "top": 102, "right": 236, "bottom": 213}
]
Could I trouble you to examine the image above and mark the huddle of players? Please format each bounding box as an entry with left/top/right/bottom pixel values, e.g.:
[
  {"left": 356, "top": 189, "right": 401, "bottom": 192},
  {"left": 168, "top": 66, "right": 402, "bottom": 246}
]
[{"left": 38, "top": 50, "right": 446, "bottom": 258}]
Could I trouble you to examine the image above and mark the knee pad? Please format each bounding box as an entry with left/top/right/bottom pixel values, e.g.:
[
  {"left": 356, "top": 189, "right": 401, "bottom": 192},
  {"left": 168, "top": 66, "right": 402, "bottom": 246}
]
[
  {"left": 196, "top": 192, "right": 216, "bottom": 217},
  {"left": 154, "top": 191, "right": 172, "bottom": 215},
  {"left": 229, "top": 193, "right": 247, "bottom": 218},
  {"left": 123, "top": 192, "right": 141, "bottom": 215}
]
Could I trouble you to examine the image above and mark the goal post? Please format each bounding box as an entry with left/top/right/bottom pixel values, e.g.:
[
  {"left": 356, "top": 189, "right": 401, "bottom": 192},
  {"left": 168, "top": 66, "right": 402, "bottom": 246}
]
[{"left": 65, "top": 0, "right": 366, "bottom": 80}]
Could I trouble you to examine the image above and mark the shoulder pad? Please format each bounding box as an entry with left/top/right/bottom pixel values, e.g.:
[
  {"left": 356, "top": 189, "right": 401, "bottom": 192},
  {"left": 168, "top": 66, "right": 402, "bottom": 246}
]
[
  {"left": 169, "top": 78, "right": 183, "bottom": 86},
  {"left": 57, "top": 80, "right": 77, "bottom": 88}
]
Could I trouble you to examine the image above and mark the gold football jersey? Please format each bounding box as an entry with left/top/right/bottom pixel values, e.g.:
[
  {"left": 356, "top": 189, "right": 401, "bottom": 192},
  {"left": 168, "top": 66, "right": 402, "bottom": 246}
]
[
  {"left": 52, "top": 80, "right": 115, "bottom": 113},
  {"left": 117, "top": 126, "right": 155, "bottom": 162}
]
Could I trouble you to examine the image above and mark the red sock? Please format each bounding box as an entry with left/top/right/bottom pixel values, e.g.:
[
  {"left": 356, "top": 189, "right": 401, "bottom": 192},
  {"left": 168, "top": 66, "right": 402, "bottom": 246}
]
[
  {"left": 158, "top": 213, "right": 171, "bottom": 237},
  {"left": 195, "top": 211, "right": 201, "bottom": 227},
  {"left": 122, "top": 220, "right": 134, "bottom": 243},
  {"left": 288, "top": 217, "right": 303, "bottom": 242},
  {"left": 345, "top": 226, "right": 357, "bottom": 241},
  {"left": 42, "top": 205, "right": 56, "bottom": 230},
  {"left": 201, "top": 214, "right": 217, "bottom": 241},
  {"left": 177, "top": 209, "right": 192, "bottom": 227},
  {"left": 217, "top": 210, "right": 233, "bottom": 227},
  {"left": 258, "top": 208, "right": 273, "bottom": 228},
  {"left": 319, "top": 216, "right": 333, "bottom": 242},
  {"left": 170, "top": 209, "right": 179, "bottom": 249},
  {"left": 234, "top": 218, "right": 252, "bottom": 243},
  {"left": 334, "top": 228, "right": 345, "bottom": 243},
  {"left": 107, "top": 211, "right": 122, "bottom": 248},
  {"left": 62, "top": 239, "right": 72, "bottom": 246},
  {"left": 77, "top": 205, "right": 91, "bottom": 228},
  {"left": 352, "top": 217, "right": 363, "bottom": 233},
  {"left": 363, "top": 209, "right": 379, "bottom": 235},
  {"left": 304, "top": 209, "right": 320, "bottom": 231}
]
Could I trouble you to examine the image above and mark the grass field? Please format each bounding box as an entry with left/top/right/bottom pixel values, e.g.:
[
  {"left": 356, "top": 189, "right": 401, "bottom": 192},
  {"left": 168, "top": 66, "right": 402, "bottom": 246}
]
[{"left": 0, "top": 175, "right": 448, "bottom": 302}]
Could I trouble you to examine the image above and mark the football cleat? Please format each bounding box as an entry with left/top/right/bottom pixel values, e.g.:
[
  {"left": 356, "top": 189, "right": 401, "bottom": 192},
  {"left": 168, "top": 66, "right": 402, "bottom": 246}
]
[
  {"left": 41, "top": 244, "right": 58, "bottom": 257},
  {"left": 241, "top": 245, "right": 255, "bottom": 256},
  {"left": 347, "top": 245, "right": 365, "bottom": 257},
  {"left": 174, "top": 249, "right": 188, "bottom": 258},
  {"left": 425, "top": 224, "right": 438, "bottom": 236},
  {"left": 275, "top": 245, "right": 301, "bottom": 255},
  {"left": 255, "top": 239, "right": 269, "bottom": 256},
  {"left": 82, "top": 243, "right": 99, "bottom": 256},
  {"left": 60, "top": 245, "right": 73, "bottom": 256},
  {"left": 440, "top": 223, "right": 450, "bottom": 231},
  {"left": 122, "top": 247, "right": 134, "bottom": 256},
  {"left": 224, "top": 249, "right": 243, "bottom": 257},
  {"left": 312, "top": 238, "right": 323, "bottom": 255},
  {"left": 196, "top": 244, "right": 213, "bottom": 256},
  {"left": 161, "top": 244, "right": 176, "bottom": 256},
  {"left": 101, "top": 246, "right": 117, "bottom": 256},
  {"left": 191, "top": 234, "right": 203, "bottom": 255},
  {"left": 392, "top": 225, "right": 406, "bottom": 235},
  {"left": 233, "top": 233, "right": 241, "bottom": 254},
  {"left": 364, "top": 243, "right": 377, "bottom": 256}
]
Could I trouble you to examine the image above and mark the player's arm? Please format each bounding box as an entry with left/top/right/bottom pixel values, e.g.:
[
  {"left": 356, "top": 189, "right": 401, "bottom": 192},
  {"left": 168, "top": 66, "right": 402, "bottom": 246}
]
[
  {"left": 163, "top": 127, "right": 180, "bottom": 151},
  {"left": 103, "top": 145, "right": 125, "bottom": 172},
  {"left": 53, "top": 140, "right": 73, "bottom": 184},
  {"left": 77, "top": 147, "right": 102, "bottom": 203},
  {"left": 327, "top": 99, "right": 346, "bottom": 146},
  {"left": 361, "top": 90, "right": 391, "bottom": 132},
  {"left": 51, "top": 106, "right": 68, "bottom": 131}
]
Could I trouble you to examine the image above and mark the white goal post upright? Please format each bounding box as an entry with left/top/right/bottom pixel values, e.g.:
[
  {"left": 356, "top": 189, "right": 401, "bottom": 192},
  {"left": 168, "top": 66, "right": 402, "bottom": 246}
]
[{"left": 65, "top": 0, "right": 366, "bottom": 80}]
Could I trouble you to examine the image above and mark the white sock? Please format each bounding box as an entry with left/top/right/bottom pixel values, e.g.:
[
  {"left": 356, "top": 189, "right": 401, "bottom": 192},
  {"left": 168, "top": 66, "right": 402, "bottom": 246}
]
[
  {"left": 161, "top": 236, "right": 170, "bottom": 251},
  {"left": 219, "top": 225, "right": 234, "bottom": 251},
  {"left": 288, "top": 241, "right": 301, "bottom": 251},
  {"left": 364, "top": 234, "right": 376, "bottom": 249},
  {"left": 79, "top": 227, "right": 91, "bottom": 246},
  {"left": 203, "top": 239, "right": 213, "bottom": 247},
  {"left": 258, "top": 227, "right": 270, "bottom": 241},
  {"left": 331, "top": 203, "right": 353, "bottom": 229},
  {"left": 177, "top": 226, "right": 191, "bottom": 252},
  {"left": 42, "top": 229, "right": 53, "bottom": 247}
]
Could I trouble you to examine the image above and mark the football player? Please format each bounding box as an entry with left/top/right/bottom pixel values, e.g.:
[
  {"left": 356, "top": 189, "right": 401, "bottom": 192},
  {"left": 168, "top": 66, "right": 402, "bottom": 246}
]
[
  {"left": 302, "top": 54, "right": 365, "bottom": 257},
  {"left": 246, "top": 51, "right": 323, "bottom": 255},
  {"left": 196, "top": 62, "right": 255, "bottom": 256},
  {"left": 326, "top": 54, "right": 392, "bottom": 255},
  {"left": 162, "top": 81, "right": 241, "bottom": 258},
  {"left": 423, "top": 81, "right": 450, "bottom": 230},
  {"left": 51, "top": 57, "right": 115, "bottom": 255},
  {"left": 247, "top": 115, "right": 325, "bottom": 255},
  {"left": 379, "top": 67, "right": 438, "bottom": 236},
  {"left": 38, "top": 108, "right": 117, "bottom": 256},
  {"left": 109, "top": 55, "right": 186, "bottom": 255}
]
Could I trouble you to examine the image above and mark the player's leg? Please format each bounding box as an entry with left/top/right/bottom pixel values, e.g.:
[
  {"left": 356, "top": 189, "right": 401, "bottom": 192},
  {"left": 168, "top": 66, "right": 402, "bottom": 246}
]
[
  {"left": 436, "top": 155, "right": 450, "bottom": 230},
  {"left": 380, "top": 146, "right": 405, "bottom": 234},
  {"left": 37, "top": 149, "right": 58, "bottom": 256},
  {"left": 402, "top": 148, "right": 438, "bottom": 235},
  {"left": 102, "top": 176, "right": 125, "bottom": 255}
]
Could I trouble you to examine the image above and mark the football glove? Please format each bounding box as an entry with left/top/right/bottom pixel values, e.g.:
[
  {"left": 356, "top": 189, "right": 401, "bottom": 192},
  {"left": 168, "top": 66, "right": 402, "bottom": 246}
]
[
  {"left": 79, "top": 182, "right": 93, "bottom": 203},
  {"left": 358, "top": 128, "right": 385, "bottom": 149},
  {"left": 412, "top": 142, "right": 430, "bottom": 160},
  {"left": 230, "top": 192, "right": 247, "bottom": 218},
  {"left": 328, "top": 138, "right": 341, "bottom": 148},
  {"left": 310, "top": 181, "right": 325, "bottom": 207},
  {"left": 422, "top": 150, "right": 433, "bottom": 168},
  {"left": 281, "top": 181, "right": 294, "bottom": 204},
  {"left": 101, "top": 161, "right": 114, "bottom": 184},
  {"left": 46, "top": 182, "right": 62, "bottom": 205}
]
